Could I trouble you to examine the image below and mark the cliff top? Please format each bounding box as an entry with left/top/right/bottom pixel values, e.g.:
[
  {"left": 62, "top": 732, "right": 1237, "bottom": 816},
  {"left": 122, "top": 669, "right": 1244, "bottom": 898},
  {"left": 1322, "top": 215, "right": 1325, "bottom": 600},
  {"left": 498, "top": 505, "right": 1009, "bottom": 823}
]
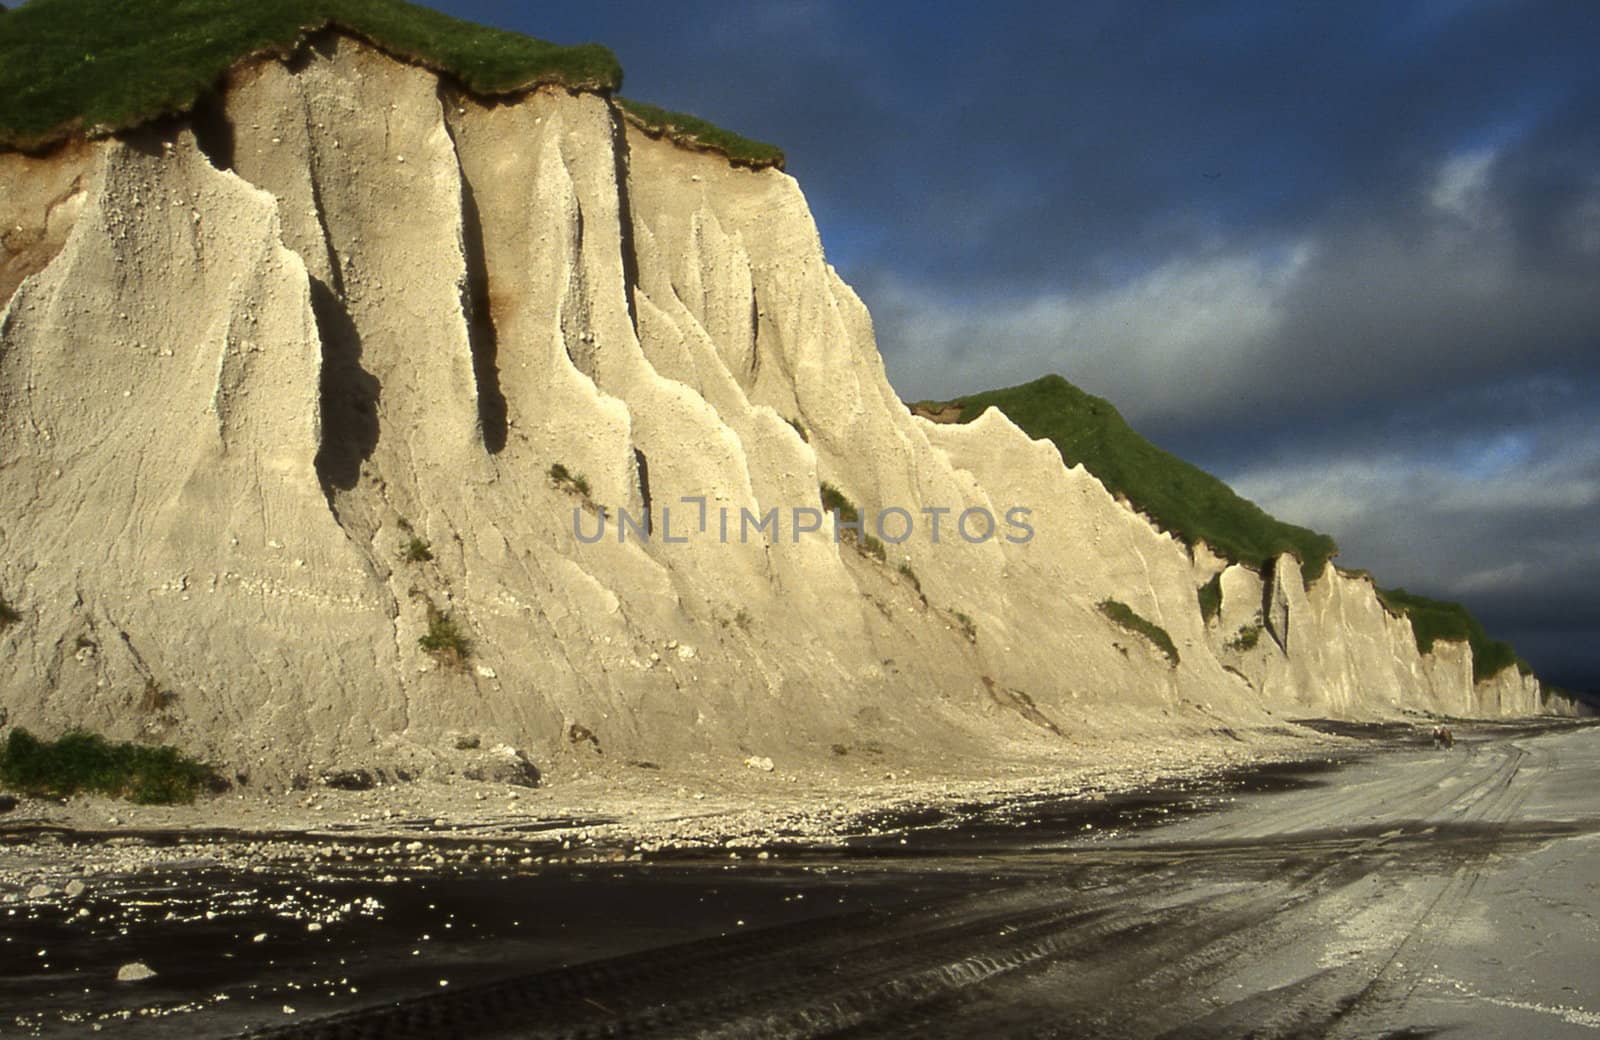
[{"left": 0, "top": 0, "right": 784, "bottom": 166}]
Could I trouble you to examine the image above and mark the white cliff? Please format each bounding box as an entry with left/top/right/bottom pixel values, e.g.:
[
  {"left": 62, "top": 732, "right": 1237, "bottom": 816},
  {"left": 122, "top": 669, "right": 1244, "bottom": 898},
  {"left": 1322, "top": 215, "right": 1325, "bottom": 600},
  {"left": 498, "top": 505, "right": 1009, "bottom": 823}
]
[{"left": 0, "top": 35, "right": 1579, "bottom": 785}]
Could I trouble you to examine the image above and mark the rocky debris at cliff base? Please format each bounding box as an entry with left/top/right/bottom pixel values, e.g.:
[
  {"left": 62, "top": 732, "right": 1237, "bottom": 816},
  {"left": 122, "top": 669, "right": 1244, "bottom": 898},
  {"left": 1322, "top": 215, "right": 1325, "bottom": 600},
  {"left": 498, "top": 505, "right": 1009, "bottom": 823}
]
[{"left": 0, "top": 725, "right": 1341, "bottom": 890}]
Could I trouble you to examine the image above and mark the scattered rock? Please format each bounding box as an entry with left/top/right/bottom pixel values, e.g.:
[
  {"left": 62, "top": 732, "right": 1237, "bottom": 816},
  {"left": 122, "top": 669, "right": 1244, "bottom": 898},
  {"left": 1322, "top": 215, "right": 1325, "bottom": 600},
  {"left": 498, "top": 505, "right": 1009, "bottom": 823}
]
[
  {"left": 461, "top": 745, "right": 541, "bottom": 787},
  {"left": 320, "top": 768, "right": 375, "bottom": 791},
  {"left": 117, "top": 961, "right": 156, "bottom": 982},
  {"left": 64, "top": 879, "right": 86, "bottom": 898},
  {"left": 744, "top": 756, "right": 775, "bottom": 773},
  {"left": 26, "top": 883, "right": 51, "bottom": 900}
]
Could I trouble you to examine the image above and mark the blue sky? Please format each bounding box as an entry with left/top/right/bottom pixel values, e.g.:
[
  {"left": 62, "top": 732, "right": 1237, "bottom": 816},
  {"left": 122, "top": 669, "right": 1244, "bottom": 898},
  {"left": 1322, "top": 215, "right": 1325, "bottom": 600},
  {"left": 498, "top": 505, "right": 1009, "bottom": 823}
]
[{"left": 431, "top": 0, "right": 1600, "bottom": 691}]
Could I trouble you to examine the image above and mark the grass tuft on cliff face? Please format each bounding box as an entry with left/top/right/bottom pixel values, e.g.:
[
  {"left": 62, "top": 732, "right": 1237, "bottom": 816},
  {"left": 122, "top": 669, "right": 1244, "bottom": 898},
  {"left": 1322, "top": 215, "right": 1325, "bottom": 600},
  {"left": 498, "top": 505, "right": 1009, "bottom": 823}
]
[
  {"left": 819, "top": 482, "right": 886, "bottom": 561},
  {"left": 915, "top": 375, "right": 1338, "bottom": 581},
  {"left": 1097, "top": 599, "right": 1180, "bottom": 667},
  {"left": 1375, "top": 587, "right": 1530, "bottom": 683},
  {"left": 0, "top": 728, "right": 220, "bottom": 804},
  {"left": 419, "top": 611, "right": 471, "bottom": 668}
]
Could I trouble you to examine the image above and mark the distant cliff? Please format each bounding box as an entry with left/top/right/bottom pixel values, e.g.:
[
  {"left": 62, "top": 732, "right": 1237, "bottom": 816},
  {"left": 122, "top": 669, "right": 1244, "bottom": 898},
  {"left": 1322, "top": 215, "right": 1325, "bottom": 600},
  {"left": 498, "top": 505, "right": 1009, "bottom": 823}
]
[{"left": 0, "top": 23, "right": 1581, "bottom": 785}]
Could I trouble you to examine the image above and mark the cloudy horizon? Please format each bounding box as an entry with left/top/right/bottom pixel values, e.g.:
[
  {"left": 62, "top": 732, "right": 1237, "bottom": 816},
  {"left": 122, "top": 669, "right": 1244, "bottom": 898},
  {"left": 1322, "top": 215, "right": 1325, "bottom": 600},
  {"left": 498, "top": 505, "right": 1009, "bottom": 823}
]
[{"left": 435, "top": 0, "right": 1599, "bottom": 692}]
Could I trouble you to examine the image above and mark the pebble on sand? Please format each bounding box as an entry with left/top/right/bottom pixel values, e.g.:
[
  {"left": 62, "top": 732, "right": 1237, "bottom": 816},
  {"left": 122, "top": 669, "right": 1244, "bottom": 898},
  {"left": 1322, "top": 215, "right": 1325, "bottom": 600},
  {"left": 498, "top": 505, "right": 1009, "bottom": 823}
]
[{"left": 117, "top": 962, "right": 156, "bottom": 982}]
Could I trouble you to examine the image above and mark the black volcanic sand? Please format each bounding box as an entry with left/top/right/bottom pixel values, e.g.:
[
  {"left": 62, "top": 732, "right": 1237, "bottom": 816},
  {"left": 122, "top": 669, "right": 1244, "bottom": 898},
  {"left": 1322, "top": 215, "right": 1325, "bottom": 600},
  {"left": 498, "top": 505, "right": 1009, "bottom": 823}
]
[{"left": 1, "top": 718, "right": 1591, "bottom": 1037}]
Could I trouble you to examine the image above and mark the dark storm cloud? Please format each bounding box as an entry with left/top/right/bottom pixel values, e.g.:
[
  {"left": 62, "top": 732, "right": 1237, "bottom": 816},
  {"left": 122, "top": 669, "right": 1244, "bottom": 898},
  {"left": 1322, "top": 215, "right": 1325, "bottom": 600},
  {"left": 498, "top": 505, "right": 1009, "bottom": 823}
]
[
  {"left": 1228, "top": 403, "right": 1600, "bottom": 690},
  {"left": 433, "top": 1, "right": 1600, "bottom": 688}
]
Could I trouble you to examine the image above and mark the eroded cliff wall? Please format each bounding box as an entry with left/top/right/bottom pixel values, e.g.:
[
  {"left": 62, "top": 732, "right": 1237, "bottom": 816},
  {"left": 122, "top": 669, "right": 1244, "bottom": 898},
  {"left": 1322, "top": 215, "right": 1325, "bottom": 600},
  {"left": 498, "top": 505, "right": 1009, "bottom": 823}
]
[{"left": 0, "top": 36, "right": 1577, "bottom": 784}]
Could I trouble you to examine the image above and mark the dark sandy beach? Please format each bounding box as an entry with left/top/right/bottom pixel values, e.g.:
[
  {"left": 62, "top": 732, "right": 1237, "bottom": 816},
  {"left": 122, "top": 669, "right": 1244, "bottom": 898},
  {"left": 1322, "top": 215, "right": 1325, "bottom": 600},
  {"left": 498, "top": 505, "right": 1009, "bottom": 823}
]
[{"left": 3, "top": 719, "right": 1596, "bottom": 1038}]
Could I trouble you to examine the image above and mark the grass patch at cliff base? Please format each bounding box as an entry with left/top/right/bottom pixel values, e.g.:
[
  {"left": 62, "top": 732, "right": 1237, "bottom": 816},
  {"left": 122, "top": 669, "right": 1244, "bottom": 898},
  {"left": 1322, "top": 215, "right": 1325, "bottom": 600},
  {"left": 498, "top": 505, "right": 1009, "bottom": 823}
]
[{"left": 0, "top": 727, "right": 221, "bottom": 804}]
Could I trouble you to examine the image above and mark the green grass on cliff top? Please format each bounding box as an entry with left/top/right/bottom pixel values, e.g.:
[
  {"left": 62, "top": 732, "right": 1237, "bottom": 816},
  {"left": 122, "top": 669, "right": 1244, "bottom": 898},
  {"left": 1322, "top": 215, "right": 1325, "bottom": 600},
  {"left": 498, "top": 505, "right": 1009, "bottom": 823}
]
[
  {"left": 920, "top": 373, "right": 1527, "bottom": 682},
  {"left": 1375, "top": 587, "right": 1531, "bottom": 684},
  {"left": 0, "top": 0, "right": 616, "bottom": 145},
  {"left": 617, "top": 97, "right": 785, "bottom": 168},
  {"left": 920, "top": 374, "right": 1339, "bottom": 580},
  {"left": 0, "top": 0, "right": 782, "bottom": 166}
]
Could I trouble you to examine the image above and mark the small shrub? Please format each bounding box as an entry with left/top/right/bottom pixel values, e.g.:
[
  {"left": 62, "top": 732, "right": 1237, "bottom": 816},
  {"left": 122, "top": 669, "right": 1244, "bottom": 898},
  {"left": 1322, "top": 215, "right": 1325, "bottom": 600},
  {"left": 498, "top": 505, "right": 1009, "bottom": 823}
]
[
  {"left": 1097, "top": 599, "right": 1180, "bottom": 666},
  {"left": 897, "top": 560, "right": 922, "bottom": 593},
  {"left": 953, "top": 610, "right": 978, "bottom": 643},
  {"left": 549, "top": 463, "right": 591, "bottom": 498},
  {"left": 1226, "top": 623, "right": 1262, "bottom": 652},
  {"left": 734, "top": 607, "right": 752, "bottom": 630},
  {"left": 402, "top": 536, "right": 433, "bottom": 563},
  {"left": 818, "top": 482, "right": 859, "bottom": 525},
  {"left": 1197, "top": 574, "right": 1223, "bottom": 625},
  {"left": 819, "top": 482, "right": 888, "bottom": 562},
  {"left": 0, "top": 728, "right": 220, "bottom": 805},
  {"left": 419, "top": 612, "right": 471, "bottom": 668},
  {"left": 0, "top": 594, "right": 20, "bottom": 629}
]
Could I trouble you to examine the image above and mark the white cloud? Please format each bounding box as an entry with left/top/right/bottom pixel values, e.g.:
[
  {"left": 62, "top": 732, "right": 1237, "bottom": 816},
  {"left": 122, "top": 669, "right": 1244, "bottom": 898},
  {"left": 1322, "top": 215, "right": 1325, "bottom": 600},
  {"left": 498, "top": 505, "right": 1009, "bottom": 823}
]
[
  {"left": 872, "top": 241, "right": 1313, "bottom": 417},
  {"left": 1428, "top": 147, "right": 1497, "bottom": 225},
  {"left": 870, "top": 143, "right": 1600, "bottom": 435},
  {"left": 1228, "top": 432, "right": 1600, "bottom": 597}
]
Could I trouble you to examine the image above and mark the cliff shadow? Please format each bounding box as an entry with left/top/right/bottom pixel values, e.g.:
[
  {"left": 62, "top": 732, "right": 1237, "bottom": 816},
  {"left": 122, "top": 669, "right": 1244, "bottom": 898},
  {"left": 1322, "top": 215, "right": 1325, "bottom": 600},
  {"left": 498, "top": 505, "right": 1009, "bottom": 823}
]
[
  {"left": 190, "top": 89, "right": 235, "bottom": 172},
  {"left": 458, "top": 170, "right": 508, "bottom": 454},
  {"left": 608, "top": 100, "right": 642, "bottom": 334},
  {"left": 309, "top": 278, "right": 380, "bottom": 495}
]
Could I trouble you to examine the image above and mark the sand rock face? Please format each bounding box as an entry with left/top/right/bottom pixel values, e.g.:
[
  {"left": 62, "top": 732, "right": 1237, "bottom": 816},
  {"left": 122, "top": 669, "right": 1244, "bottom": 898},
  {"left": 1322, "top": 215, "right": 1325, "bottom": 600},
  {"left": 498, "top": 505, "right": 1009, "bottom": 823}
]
[{"left": 0, "top": 36, "right": 1579, "bottom": 782}]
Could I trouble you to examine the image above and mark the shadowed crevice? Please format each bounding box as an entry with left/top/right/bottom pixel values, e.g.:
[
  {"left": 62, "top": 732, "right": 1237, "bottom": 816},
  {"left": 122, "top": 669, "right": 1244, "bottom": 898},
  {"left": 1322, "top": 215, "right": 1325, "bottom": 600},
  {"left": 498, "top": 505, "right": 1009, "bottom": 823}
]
[
  {"left": 309, "top": 277, "right": 379, "bottom": 497},
  {"left": 456, "top": 165, "right": 507, "bottom": 453},
  {"left": 608, "top": 100, "right": 642, "bottom": 336},
  {"left": 634, "top": 448, "right": 653, "bottom": 536},
  {"left": 190, "top": 90, "right": 235, "bottom": 172},
  {"left": 304, "top": 165, "right": 345, "bottom": 299},
  {"left": 748, "top": 283, "right": 762, "bottom": 384}
]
